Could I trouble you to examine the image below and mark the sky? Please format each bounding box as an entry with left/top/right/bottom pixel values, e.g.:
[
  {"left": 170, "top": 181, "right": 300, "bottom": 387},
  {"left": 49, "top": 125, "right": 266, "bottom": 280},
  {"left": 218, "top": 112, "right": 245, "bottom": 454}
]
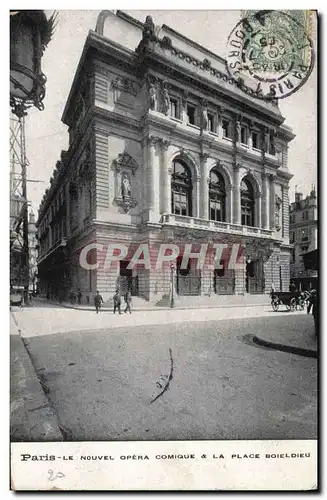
[{"left": 22, "top": 10, "right": 317, "bottom": 214}]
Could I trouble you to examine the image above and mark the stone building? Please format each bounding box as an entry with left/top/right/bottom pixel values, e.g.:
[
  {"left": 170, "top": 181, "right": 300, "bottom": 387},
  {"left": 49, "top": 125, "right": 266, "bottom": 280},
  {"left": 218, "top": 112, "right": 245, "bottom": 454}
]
[
  {"left": 37, "top": 10, "right": 294, "bottom": 303},
  {"left": 289, "top": 188, "right": 318, "bottom": 291}
]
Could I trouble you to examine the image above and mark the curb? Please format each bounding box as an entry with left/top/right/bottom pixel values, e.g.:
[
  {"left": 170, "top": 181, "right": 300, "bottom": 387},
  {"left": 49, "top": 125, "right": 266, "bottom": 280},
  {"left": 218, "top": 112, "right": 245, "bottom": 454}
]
[
  {"left": 10, "top": 334, "right": 65, "bottom": 441},
  {"left": 34, "top": 300, "right": 269, "bottom": 312},
  {"left": 253, "top": 335, "right": 318, "bottom": 359}
]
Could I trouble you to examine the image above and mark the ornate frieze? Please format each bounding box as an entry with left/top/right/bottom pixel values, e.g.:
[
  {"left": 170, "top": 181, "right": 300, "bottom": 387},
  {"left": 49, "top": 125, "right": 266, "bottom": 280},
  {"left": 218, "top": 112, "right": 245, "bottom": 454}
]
[{"left": 111, "top": 76, "right": 139, "bottom": 94}]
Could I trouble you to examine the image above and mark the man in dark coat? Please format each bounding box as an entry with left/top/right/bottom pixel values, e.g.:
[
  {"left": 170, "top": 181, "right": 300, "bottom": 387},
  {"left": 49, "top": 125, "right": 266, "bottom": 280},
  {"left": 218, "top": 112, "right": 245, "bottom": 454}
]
[
  {"left": 94, "top": 290, "right": 103, "bottom": 314},
  {"left": 124, "top": 289, "right": 132, "bottom": 314},
  {"left": 307, "top": 290, "right": 317, "bottom": 336},
  {"left": 113, "top": 290, "right": 122, "bottom": 314},
  {"left": 289, "top": 281, "right": 297, "bottom": 293}
]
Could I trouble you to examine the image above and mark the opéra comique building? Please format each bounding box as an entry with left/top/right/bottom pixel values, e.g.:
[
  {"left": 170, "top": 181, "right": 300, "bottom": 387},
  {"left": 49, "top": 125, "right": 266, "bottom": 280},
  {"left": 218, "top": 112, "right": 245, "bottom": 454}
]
[{"left": 37, "top": 11, "right": 294, "bottom": 303}]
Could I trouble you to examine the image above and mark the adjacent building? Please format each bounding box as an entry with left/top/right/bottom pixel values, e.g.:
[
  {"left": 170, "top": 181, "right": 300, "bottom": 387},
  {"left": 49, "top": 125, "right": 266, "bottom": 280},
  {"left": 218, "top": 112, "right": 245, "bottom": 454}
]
[
  {"left": 36, "top": 10, "right": 295, "bottom": 304},
  {"left": 289, "top": 188, "right": 318, "bottom": 291}
]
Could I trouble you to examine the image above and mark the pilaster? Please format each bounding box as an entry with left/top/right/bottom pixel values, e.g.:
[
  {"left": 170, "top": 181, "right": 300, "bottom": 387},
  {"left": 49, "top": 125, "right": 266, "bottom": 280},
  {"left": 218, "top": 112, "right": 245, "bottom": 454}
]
[
  {"left": 233, "top": 163, "right": 241, "bottom": 224},
  {"left": 269, "top": 174, "right": 277, "bottom": 230},
  {"left": 199, "top": 153, "right": 209, "bottom": 219}
]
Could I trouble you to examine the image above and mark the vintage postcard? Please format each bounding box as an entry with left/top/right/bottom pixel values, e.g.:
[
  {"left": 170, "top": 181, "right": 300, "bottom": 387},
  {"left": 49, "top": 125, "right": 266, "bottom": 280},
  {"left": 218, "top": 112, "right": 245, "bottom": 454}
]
[{"left": 10, "top": 9, "right": 318, "bottom": 491}]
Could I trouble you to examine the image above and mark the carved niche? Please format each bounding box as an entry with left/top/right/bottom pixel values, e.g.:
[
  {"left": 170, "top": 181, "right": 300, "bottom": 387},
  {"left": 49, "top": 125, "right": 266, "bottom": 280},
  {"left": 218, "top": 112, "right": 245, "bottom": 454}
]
[
  {"left": 113, "top": 153, "right": 138, "bottom": 213},
  {"left": 275, "top": 194, "right": 282, "bottom": 231}
]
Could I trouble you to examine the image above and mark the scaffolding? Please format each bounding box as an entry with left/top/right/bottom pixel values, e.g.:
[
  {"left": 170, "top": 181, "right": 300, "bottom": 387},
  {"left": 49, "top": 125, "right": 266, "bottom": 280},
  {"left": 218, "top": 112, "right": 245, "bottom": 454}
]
[{"left": 10, "top": 113, "right": 29, "bottom": 300}]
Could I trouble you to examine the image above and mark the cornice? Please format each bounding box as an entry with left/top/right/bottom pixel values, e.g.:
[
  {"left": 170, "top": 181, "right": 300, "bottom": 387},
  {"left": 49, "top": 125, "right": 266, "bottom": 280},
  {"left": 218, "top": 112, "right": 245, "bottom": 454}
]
[{"left": 140, "top": 45, "right": 284, "bottom": 126}]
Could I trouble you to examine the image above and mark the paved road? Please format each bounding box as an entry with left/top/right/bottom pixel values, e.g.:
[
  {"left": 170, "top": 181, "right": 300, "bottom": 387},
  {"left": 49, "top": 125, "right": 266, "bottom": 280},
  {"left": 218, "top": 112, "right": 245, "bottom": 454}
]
[
  {"left": 23, "top": 313, "right": 317, "bottom": 442},
  {"left": 12, "top": 301, "right": 308, "bottom": 337}
]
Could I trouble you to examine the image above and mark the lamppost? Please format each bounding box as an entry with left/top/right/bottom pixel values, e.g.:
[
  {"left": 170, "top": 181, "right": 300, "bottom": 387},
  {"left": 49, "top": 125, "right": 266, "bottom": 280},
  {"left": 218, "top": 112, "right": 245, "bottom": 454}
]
[
  {"left": 170, "top": 263, "right": 175, "bottom": 308},
  {"left": 10, "top": 10, "right": 56, "bottom": 304}
]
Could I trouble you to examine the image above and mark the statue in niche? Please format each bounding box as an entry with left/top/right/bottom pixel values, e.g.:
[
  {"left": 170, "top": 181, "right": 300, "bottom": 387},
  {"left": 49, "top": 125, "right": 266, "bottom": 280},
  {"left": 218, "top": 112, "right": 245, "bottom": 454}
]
[
  {"left": 275, "top": 195, "right": 282, "bottom": 230},
  {"left": 236, "top": 120, "right": 241, "bottom": 142},
  {"left": 148, "top": 82, "right": 157, "bottom": 110},
  {"left": 121, "top": 172, "right": 131, "bottom": 199},
  {"left": 200, "top": 107, "right": 208, "bottom": 130},
  {"left": 162, "top": 86, "right": 170, "bottom": 115}
]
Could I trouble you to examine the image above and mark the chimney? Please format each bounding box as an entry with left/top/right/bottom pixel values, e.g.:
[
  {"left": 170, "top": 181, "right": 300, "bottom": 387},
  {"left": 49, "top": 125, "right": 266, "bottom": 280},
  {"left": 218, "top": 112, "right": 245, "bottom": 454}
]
[{"left": 295, "top": 192, "right": 303, "bottom": 204}]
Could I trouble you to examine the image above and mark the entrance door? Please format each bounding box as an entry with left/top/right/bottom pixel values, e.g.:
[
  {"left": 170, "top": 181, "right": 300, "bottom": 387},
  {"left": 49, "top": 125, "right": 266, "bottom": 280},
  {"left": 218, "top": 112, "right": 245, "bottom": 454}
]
[
  {"left": 246, "top": 260, "right": 264, "bottom": 294},
  {"left": 176, "top": 258, "right": 201, "bottom": 296},
  {"left": 118, "top": 261, "right": 139, "bottom": 296},
  {"left": 214, "top": 268, "right": 235, "bottom": 295}
]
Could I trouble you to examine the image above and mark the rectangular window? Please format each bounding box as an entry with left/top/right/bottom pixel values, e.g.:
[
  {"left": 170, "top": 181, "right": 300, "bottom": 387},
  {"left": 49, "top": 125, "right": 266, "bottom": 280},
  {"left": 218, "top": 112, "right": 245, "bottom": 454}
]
[
  {"left": 222, "top": 119, "right": 231, "bottom": 139},
  {"left": 187, "top": 104, "right": 195, "bottom": 125},
  {"left": 241, "top": 126, "right": 247, "bottom": 145},
  {"left": 207, "top": 112, "right": 215, "bottom": 133},
  {"left": 173, "top": 192, "right": 190, "bottom": 216},
  {"left": 210, "top": 200, "right": 223, "bottom": 221},
  {"left": 170, "top": 98, "right": 178, "bottom": 119},
  {"left": 252, "top": 131, "right": 259, "bottom": 149}
]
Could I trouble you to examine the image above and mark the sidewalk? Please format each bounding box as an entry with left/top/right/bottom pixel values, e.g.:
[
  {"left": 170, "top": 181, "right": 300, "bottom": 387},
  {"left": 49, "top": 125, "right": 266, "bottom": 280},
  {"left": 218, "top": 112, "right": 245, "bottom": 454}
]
[
  {"left": 11, "top": 301, "right": 307, "bottom": 339},
  {"left": 254, "top": 315, "right": 318, "bottom": 358},
  {"left": 10, "top": 315, "right": 64, "bottom": 441},
  {"left": 34, "top": 294, "right": 269, "bottom": 312}
]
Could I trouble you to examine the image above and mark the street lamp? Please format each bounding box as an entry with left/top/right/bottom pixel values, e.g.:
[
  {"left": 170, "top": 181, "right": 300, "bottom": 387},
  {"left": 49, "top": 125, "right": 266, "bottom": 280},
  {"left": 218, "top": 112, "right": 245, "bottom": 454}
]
[
  {"left": 10, "top": 10, "right": 56, "bottom": 304},
  {"left": 10, "top": 10, "right": 56, "bottom": 116},
  {"left": 170, "top": 263, "right": 175, "bottom": 308}
]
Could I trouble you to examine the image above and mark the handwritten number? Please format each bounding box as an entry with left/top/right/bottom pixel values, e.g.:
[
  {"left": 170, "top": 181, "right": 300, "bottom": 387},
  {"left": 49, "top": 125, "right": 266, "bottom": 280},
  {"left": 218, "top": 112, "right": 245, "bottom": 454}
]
[{"left": 48, "top": 469, "right": 65, "bottom": 481}]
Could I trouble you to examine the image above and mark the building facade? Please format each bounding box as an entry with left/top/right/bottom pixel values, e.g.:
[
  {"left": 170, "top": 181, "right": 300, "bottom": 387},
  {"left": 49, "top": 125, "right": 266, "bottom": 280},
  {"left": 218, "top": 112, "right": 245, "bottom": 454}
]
[
  {"left": 37, "top": 11, "right": 294, "bottom": 304},
  {"left": 289, "top": 188, "right": 318, "bottom": 291}
]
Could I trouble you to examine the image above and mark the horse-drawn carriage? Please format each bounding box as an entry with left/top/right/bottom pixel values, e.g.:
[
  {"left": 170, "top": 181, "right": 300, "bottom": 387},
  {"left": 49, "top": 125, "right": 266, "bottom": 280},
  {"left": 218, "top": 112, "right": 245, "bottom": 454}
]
[{"left": 270, "top": 291, "right": 306, "bottom": 312}]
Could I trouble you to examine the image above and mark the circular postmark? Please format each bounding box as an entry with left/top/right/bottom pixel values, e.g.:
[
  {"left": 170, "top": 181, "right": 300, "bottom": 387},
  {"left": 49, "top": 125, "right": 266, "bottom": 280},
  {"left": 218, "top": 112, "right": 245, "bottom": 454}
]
[{"left": 226, "top": 10, "right": 315, "bottom": 100}]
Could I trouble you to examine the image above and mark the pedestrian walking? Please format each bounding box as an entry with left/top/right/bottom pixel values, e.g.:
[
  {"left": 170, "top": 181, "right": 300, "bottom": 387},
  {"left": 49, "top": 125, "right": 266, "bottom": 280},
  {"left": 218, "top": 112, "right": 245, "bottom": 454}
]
[
  {"left": 94, "top": 290, "right": 103, "bottom": 314},
  {"left": 307, "top": 289, "right": 317, "bottom": 336},
  {"left": 124, "top": 289, "right": 132, "bottom": 314},
  {"left": 77, "top": 289, "right": 82, "bottom": 305},
  {"left": 113, "top": 290, "right": 122, "bottom": 314}
]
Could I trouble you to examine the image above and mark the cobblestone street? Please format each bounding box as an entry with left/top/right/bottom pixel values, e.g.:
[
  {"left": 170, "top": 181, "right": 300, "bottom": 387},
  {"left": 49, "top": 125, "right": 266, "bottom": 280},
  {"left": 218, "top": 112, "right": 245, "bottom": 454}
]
[{"left": 12, "top": 305, "right": 317, "bottom": 442}]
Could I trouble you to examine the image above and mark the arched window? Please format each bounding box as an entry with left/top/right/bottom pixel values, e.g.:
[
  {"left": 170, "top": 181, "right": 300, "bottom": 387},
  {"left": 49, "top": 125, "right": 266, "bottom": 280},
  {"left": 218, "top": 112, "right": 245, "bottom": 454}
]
[
  {"left": 241, "top": 178, "right": 255, "bottom": 226},
  {"left": 209, "top": 170, "right": 226, "bottom": 221},
  {"left": 171, "top": 160, "right": 193, "bottom": 216}
]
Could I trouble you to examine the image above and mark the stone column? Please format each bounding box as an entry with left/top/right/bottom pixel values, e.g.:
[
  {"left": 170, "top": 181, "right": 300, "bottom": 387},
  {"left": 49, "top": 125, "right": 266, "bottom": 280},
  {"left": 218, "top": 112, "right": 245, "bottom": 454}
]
[
  {"left": 233, "top": 163, "right": 241, "bottom": 224},
  {"left": 199, "top": 153, "right": 209, "bottom": 219},
  {"left": 227, "top": 185, "right": 233, "bottom": 223},
  {"left": 160, "top": 139, "right": 171, "bottom": 214},
  {"left": 147, "top": 136, "right": 157, "bottom": 211},
  {"left": 248, "top": 121, "right": 253, "bottom": 149},
  {"left": 256, "top": 193, "right": 262, "bottom": 228},
  {"left": 269, "top": 174, "right": 276, "bottom": 230},
  {"left": 261, "top": 172, "right": 269, "bottom": 229},
  {"left": 195, "top": 175, "right": 201, "bottom": 218}
]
